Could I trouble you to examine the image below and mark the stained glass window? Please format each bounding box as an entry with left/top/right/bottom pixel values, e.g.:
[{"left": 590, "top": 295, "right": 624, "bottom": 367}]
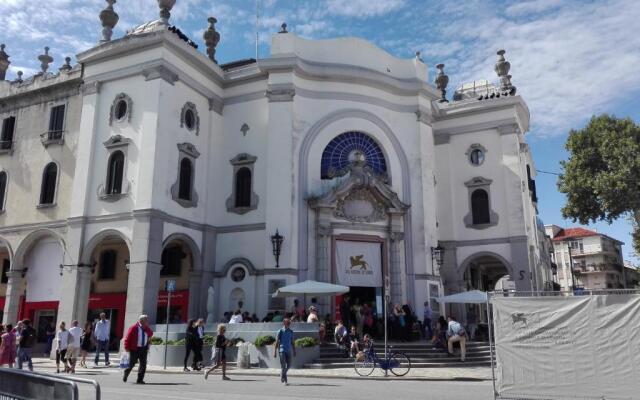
[{"left": 320, "top": 132, "right": 387, "bottom": 179}]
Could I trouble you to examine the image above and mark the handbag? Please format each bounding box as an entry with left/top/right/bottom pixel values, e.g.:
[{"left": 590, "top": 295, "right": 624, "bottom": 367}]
[
  {"left": 211, "top": 346, "right": 219, "bottom": 362},
  {"left": 119, "top": 351, "right": 130, "bottom": 369}
]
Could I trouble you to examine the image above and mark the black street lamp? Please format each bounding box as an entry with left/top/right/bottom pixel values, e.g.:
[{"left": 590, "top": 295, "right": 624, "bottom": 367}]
[{"left": 270, "top": 230, "right": 284, "bottom": 268}]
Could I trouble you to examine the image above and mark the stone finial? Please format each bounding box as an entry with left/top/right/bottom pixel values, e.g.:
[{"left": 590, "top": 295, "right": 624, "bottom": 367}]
[
  {"left": 15, "top": 71, "right": 23, "bottom": 83},
  {"left": 203, "top": 17, "right": 221, "bottom": 63},
  {"left": 38, "top": 47, "right": 53, "bottom": 74},
  {"left": 59, "top": 57, "right": 72, "bottom": 72},
  {"left": 99, "top": 0, "right": 119, "bottom": 42},
  {"left": 494, "top": 49, "right": 516, "bottom": 94},
  {"left": 279, "top": 23, "right": 288, "bottom": 33},
  {"left": 415, "top": 51, "right": 423, "bottom": 62},
  {"left": 0, "top": 44, "right": 10, "bottom": 80},
  {"left": 434, "top": 63, "right": 449, "bottom": 103},
  {"left": 158, "top": 0, "right": 177, "bottom": 25}
]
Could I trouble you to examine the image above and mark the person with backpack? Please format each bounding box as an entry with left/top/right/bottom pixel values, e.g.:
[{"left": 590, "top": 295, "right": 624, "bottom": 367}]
[
  {"left": 274, "top": 318, "right": 296, "bottom": 386},
  {"left": 17, "top": 319, "right": 36, "bottom": 371}
]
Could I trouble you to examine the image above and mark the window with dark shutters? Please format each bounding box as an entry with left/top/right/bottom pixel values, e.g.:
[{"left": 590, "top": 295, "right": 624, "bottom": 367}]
[
  {"left": 471, "top": 189, "right": 490, "bottom": 225},
  {"left": 1, "top": 117, "right": 15, "bottom": 149},
  {"left": 48, "top": 105, "right": 65, "bottom": 139},
  {"left": 235, "top": 167, "right": 252, "bottom": 208},
  {"left": 40, "top": 162, "right": 58, "bottom": 205},
  {"left": 106, "top": 151, "right": 125, "bottom": 195},
  {"left": 98, "top": 250, "right": 117, "bottom": 280},
  {"left": 178, "top": 158, "right": 192, "bottom": 200},
  {"left": 0, "top": 171, "right": 6, "bottom": 211}
]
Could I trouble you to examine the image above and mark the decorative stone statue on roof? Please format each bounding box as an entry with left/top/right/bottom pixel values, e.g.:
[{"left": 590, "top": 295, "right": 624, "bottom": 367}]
[
  {"left": 495, "top": 49, "right": 516, "bottom": 95},
  {"left": 203, "top": 17, "right": 221, "bottom": 63},
  {"left": 158, "top": 0, "right": 176, "bottom": 25},
  {"left": 38, "top": 47, "right": 53, "bottom": 75},
  {"left": 435, "top": 63, "right": 449, "bottom": 103},
  {"left": 99, "top": 0, "right": 119, "bottom": 42},
  {"left": 0, "top": 44, "right": 10, "bottom": 81}
]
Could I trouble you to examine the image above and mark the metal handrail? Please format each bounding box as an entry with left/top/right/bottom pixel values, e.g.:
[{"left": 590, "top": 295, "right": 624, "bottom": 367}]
[{"left": 0, "top": 368, "right": 101, "bottom": 400}]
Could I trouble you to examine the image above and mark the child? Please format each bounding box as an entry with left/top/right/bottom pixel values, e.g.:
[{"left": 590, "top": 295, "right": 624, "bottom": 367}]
[{"left": 204, "top": 324, "right": 231, "bottom": 381}]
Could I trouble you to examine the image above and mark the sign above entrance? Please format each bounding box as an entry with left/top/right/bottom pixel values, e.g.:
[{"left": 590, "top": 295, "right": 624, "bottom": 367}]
[{"left": 335, "top": 241, "right": 382, "bottom": 288}]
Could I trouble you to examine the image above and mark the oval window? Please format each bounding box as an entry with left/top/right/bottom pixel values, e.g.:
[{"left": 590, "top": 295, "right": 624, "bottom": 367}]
[
  {"left": 115, "top": 99, "right": 128, "bottom": 121},
  {"left": 231, "top": 267, "right": 246, "bottom": 282},
  {"left": 470, "top": 149, "right": 484, "bottom": 165},
  {"left": 184, "top": 109, "right": 195, "bottom": 130}
]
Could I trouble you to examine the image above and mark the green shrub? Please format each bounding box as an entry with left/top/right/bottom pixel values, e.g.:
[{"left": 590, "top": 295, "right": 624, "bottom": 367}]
[
  {"left": 164, "top": 338, "right": 186, "bottom": 346},
  {"left": 254, "top": 335, "right": 276, "bottom": 347},
  {"left": 295, "top": 337, "right": 318, "bottom": 348},
  {"left": 149, "top": 337, "right": 163, "bottom": 345},
  {"left": 203, "top": 335, "right": 216, "bottom": 346}
]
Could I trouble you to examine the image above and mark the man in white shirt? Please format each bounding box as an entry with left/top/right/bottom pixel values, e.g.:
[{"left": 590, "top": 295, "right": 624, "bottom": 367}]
[
  {"left": 446, "top": 316, "right": 466, "bottom": 361},
  {"left": 94, "top": 313, "right": 111, "bottom": 366},
  {"left": 68, "top": 320, "right": 82, "bottom": 373}
]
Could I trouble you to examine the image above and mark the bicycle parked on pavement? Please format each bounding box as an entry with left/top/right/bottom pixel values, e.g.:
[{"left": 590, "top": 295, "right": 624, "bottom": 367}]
[{"left": 354, "top": 339, "right": 411, "bottom": 377}]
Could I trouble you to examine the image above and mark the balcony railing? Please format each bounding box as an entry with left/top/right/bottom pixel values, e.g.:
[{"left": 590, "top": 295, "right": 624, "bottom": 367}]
[
  {"left": 40, "top": 130, "right": 65, "bottom": 147},
  {"left": 0, "top": 140, "right": 13, "bottom": 154}
]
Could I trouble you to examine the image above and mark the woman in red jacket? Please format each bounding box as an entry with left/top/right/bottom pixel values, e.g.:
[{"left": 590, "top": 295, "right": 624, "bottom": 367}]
[{"left": 123, "top": 315, "right": 154, "bottom": 384}]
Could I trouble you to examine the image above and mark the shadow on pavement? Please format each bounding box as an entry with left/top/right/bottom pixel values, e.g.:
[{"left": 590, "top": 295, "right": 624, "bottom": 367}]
[
  {"left": 139, "top": 383, "right": 191, "bottom": 386},
  {"left": 290, "top": 383, "right": 340, "bottom": 387}
]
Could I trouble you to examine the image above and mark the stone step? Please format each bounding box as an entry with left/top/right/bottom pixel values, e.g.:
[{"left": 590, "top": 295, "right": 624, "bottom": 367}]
[
  {"left": 303, "top": 360, "right": 491, "bottom": 369},
  {"left": 316, "top": 356, "right": 492, "bottom": 363}
]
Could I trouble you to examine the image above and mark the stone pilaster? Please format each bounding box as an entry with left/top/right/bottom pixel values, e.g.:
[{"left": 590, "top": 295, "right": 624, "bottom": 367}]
[
  {"left": 2, "top": 270, "right": 23, "bottom": 324},
  {"left": 123, "top": 216, "right": 164, "bottom": 330},
  {"left": 188, "top": 269, "right": 203, "bottom": 319},
  {"left": 389, "top": 231, "right": 404, "bottom": 306}
]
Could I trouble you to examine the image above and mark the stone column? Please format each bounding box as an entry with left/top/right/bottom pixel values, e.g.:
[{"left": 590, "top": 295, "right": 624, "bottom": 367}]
[
  {"left": 2, "top": 270, "right": 23, "bottom": 324},
  {"left": 56, "top": 221, "right": 86, "bottom": 339},
  {"left": 315, "top": 223, "right": 332, "bottom": 314},
  {"left": 74, "top": 268, "right": 93, "bottom": 321},
  {"left": 188, "top": 269, "right": 203, "bottom": 319},
  {"left": 388, "top": 231, "right": 404, "bottom": 306},
  {"left": 123, "top": 215, "right": 164, "bottom": 330}
]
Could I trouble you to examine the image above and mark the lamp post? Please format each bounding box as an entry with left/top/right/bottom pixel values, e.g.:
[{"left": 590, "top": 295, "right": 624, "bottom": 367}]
[
  {"left": 270, "top": 230, "right": 284, "bottom": 268},
  {"left": 431, "top": 243, "right": 444, "bottom": 275}
]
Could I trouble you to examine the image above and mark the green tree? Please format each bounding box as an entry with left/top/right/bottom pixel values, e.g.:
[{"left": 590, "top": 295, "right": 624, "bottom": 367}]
[{"left": 558, "top": 114, "right": 640, "bottom": 254}]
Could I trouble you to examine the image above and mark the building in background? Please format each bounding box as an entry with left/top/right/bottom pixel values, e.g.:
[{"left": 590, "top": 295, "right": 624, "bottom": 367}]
[
  {"left": 546, "top": 225, "right": 632, "bottom": 290},
  {"left": 0, "top": 1, "right": 551, "bottom": 344}
]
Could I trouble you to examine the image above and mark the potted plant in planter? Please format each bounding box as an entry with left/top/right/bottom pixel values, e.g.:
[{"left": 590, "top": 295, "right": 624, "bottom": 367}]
[
  {"left": 292, "top": 337, "right": 320, "bottom": 367},
  {"left": 148, "top": 337, "right": 188, "bottom": 366}
]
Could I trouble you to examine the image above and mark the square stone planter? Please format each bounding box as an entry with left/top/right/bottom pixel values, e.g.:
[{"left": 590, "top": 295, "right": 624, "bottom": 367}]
[
  {"left": 148, "top": 345, "right": 238, "bottom": 367},
  {"left": 251, "top": 345, "right": 319, "bottom": 369}
]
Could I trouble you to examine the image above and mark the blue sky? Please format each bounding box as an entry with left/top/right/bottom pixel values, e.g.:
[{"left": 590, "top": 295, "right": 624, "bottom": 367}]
[{"left": 1, "top": 0, "right": 639, "bottom": 262}]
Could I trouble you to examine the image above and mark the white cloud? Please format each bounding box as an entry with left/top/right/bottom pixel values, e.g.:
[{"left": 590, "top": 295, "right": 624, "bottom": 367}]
[{"left": 325, "top": 0, "right": 405, "bottom": 18}]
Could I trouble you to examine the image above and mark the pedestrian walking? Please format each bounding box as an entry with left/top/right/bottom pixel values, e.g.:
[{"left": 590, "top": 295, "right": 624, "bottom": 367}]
[
  {"left": 446, "top": 316, "right": 466, "bottom": 362},
  {"left": 0, "top": 323, "right": 16, "bottom": 368},
  {"left": 55, "top": 321, "right": 71, "bottom": 373},
  {"left": 423, "top": 302, "right": 433, "bottom": 340},
  {"left": 93, "top": 313, "right": 111, "bottom": 366},
  {"left": 194, "top": 318, "right": 205, "bottom": 370},
  {"left": 45, "top": 321, "right": 56, "bottom": 357},
  {"left": 67, "top": 320, "right": 82, "bottom": 373},
  {"left": 274, "top": 318, "right": 296, "bottom": 386},
  {"left": 123, "top": 315, "right": 154, "bottom": 384},
  {"left": 80, "top": 322, "right": 93, "bottom": 368},
  {"left": 204, "top": 324, "right": 230, "bottom": 380},
  {"left": 183, "top": 319, "right": 197, "bottom": 372},
  {"left": 17, "top": 319, "right": 35, "bottom": 371}
]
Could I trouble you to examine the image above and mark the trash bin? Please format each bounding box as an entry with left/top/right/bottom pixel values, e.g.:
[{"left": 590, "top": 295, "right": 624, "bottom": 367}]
[{"left": 237, "top": 343, "right": 250, "bottom": 369}]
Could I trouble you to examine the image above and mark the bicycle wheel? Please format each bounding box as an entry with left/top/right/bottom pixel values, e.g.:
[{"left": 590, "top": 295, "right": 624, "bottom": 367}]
[
  {"left": 354, "top": 358, "right": 376, "bottom": 376},
  {"left": 389, "top": 352, "right": 411, "bottom": 377}
]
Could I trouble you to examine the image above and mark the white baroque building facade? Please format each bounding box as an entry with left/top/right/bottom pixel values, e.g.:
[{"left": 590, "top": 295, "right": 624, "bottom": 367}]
[{"left": 0, "top": 3, "right": 552, "bottom": 341}]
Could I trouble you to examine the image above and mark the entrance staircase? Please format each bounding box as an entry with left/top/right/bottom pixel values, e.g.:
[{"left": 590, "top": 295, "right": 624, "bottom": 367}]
[{"left": 304, "top": 341, "right": 493, "bottom": 369}]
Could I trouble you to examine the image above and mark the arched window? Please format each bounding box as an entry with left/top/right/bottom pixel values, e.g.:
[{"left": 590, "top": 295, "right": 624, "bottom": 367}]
[
  {"left": 321, "top": 131, "right": 387, "bottom": 179},
  {"left": 106, "top": 151, "right": 125, "bottom": 195},
  {"left": 40, "top": 162, "right": 58, "bottom": 205},
  {"left": 178, "top": 158, "right": 192, "bottom": 200},
  {"left": 0, "top": 171, "right": 6, "bottom": 211},
  {"left": 235, "top": 167, "right": 252, "bottom": 208},
  {"left": 161, "top": 245, "right": 184, "bottom": 276},
  {"left": 471, "top": 189, "right": 490, "bottom": 225}
]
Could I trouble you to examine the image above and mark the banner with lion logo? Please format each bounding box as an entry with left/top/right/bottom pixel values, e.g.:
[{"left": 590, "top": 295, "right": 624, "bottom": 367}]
[
  {"left": 492, "top": 294, "right": 640, "bottom": 399},
  {"left": 335, "top": 241, "right": 382, "bottom": 287}
]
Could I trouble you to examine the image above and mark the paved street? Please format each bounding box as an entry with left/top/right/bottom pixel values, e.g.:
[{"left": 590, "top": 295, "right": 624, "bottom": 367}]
[{"left": 71, "top": 368, "right": 494, "bottom": 400}]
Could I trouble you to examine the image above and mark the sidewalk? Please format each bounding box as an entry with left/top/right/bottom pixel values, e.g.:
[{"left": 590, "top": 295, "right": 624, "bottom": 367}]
[{"left": 28, "top": 357, "right": 492, "bottom": 382}]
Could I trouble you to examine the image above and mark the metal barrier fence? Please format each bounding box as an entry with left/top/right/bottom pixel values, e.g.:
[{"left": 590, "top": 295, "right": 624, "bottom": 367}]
[
  {"left": 0, "top": 368, "right": 100, "bottom": 400},
  {"left": 487, "top": 289, "right": 640, "bottom": 400}
]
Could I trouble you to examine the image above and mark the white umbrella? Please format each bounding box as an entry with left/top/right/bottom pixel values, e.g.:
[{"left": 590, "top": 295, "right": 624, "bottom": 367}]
[
  {"left": 272, "top": 280, "right": 350, "bottom": 298},
  {"left": 436, "top": 290, "right": 488, "bottom": 304}
]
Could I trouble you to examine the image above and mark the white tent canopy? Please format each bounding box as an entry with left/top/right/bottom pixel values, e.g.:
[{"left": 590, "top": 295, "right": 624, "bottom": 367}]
[
  {"left": 436, "top": 290, "right": 488, "bottom": 304},
  {"left": 272, "top": 280, "right": 350, "bottom": 298}
]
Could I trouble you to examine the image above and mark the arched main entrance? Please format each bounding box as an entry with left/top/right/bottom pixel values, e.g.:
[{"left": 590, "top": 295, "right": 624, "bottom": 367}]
[
  {"left": 85, "top": 231, "right": 131, "bottom": 346},
  {"left": 156, "top": 237, "right": 196, "bottom": 324}
]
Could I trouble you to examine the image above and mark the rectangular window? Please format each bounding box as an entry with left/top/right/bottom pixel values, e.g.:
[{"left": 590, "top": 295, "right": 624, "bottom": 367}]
[
  {"left": 160, "top": 246, "right": 183, "bottom": 277},
  {"left": 268, "top": 279, "right": 286, "bottom": 311},
  {"left": 1, "top": 116, "right": 15, "bottom": 149},
  {"left": 98, "top": 250, "right": 117, "bottom": 280},
  {"left": 48, "top": 105, "right": 65, "bottom": 139},
  {"left": 1, "top": 259, "right": 9, "bottom": 284}
]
